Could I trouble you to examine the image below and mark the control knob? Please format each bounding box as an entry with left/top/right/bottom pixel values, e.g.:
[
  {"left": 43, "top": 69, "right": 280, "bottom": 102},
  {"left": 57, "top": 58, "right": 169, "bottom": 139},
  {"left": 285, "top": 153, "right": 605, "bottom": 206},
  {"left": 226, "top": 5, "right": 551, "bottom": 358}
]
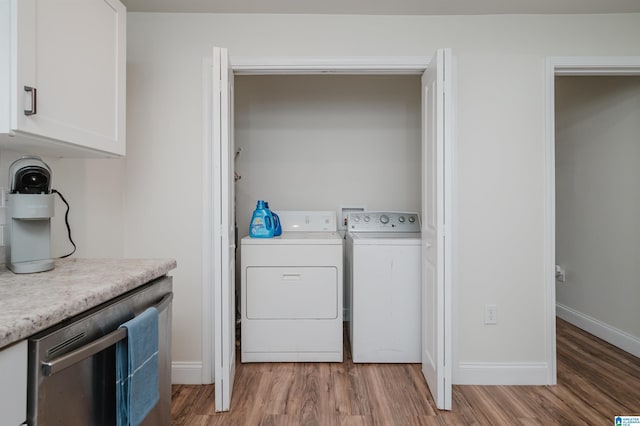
[
  {"left": 380, "top": 214, "right": 389, "bottom": 224},
  {"left": 398, "top": 216, "right": 406, "bottom": 223},
  {"left": 364, "top": 216, "right": 370, "bottom": 222},
  {"left": 408, "top": 216, "right": 415, "bottom": 223}
]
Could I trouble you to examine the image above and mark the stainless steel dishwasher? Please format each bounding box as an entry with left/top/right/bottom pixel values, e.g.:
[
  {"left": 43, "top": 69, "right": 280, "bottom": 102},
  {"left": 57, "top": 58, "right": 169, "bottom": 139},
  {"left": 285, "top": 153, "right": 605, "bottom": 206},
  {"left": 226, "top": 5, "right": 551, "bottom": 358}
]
[{"left": 27, "top": 276, "right": 173, "bottom": 426}]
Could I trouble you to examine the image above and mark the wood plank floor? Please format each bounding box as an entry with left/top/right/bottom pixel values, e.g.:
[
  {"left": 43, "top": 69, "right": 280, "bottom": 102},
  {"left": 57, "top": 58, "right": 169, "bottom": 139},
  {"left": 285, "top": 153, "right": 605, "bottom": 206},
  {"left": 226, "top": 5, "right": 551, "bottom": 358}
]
[{"left": 171, "top": 319, "right": 640, "bottom": 425}]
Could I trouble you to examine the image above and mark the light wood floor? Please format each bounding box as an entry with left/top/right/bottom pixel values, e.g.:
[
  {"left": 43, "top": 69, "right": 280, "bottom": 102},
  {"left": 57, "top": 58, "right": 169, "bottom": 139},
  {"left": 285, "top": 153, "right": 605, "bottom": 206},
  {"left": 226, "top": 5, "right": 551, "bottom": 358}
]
[{"left": 171, "top": 319, "right": 640, "bottom": 425}]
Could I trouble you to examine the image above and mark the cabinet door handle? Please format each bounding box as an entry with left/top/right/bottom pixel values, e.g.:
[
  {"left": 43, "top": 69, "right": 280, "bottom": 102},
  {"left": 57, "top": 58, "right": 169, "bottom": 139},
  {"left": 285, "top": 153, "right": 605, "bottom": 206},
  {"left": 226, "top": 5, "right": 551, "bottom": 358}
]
[{"left": 24, "top": 86, "right": 37, "bottom": 116}]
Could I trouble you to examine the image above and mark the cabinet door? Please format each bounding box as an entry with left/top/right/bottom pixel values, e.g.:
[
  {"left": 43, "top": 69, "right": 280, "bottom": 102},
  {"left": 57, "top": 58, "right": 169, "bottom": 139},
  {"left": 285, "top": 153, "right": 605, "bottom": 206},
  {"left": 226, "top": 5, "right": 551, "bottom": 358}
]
[
  {"left": 0, "top": 341, "right": 27, "bottom": 425},
  {"left": 13, "top": 0, "right": 126, "bottom": 156}
]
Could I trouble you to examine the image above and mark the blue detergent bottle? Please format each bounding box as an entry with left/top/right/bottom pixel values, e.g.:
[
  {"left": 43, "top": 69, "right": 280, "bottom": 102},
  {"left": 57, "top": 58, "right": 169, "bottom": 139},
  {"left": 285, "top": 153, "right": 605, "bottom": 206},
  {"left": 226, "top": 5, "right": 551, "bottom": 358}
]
[
  {"left": 273, "top": 213, "right": 282, "bottom": 236},
  {"left": 249, "top": 200, "right": 275, "bottom": 238},
  {"left": 265, "top": 202, "right": 282, "bottom": 236}
]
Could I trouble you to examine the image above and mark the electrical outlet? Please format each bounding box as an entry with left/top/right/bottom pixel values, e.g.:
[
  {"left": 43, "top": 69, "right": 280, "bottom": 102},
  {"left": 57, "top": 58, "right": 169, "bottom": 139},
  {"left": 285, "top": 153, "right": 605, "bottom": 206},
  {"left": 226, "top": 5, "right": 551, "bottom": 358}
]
[
  {"left": 339, "top": 206, "right": 366, "bottom": 230},
  {"left": 485, "top": 304, "right": 497, "bottom": 325},
  {"left": 555, "top": 265, "right": 566, "bottom": 283}
]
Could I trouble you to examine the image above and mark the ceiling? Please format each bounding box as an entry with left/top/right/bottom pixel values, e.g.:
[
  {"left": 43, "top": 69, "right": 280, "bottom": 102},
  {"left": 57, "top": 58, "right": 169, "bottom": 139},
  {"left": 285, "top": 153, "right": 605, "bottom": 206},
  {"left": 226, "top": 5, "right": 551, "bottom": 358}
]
[{"left": 121, "top": 0, "right": 640, "bottom": 15}]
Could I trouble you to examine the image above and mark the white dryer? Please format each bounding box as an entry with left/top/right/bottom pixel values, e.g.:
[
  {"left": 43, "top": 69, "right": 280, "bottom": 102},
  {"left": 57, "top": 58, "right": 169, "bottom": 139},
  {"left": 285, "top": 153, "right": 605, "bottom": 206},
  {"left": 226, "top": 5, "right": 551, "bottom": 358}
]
[
  {"left": 241, "top": 211, "right": 343, "bottom": 362},
  {"left": 346, "top": 211, "right": 421, "bottom": 363}
]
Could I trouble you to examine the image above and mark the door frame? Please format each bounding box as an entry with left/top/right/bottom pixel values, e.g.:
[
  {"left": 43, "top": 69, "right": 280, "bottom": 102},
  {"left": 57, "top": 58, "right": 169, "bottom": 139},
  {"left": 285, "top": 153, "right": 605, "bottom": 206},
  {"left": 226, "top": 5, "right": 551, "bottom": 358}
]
[
  {"left": 201, "top": 54, "right": 454, "bottom": 396},
  {"left": 544, "top": 55, "right": 640, "bottom": 384}
]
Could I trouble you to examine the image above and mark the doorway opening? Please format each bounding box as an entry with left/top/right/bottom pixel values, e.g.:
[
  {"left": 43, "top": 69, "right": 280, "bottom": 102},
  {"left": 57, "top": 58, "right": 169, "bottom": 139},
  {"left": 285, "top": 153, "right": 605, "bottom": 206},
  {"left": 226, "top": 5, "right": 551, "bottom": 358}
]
[
  {"left": 555, "top": 75, "right": 640, "bottom": 354},
  {"left": 205, "top": 51, "right": 454, "bottom": 412},
  {"left": 545, "top": 56, "right": 640, "bottom": 383}
]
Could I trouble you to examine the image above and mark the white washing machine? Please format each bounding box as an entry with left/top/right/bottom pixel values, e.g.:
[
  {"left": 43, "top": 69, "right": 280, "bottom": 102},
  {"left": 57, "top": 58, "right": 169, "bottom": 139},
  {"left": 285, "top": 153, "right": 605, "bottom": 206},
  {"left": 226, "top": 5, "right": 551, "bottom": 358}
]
[
  {"left": 346, "top": 211, "right": 421, "bottom": 363},
  {"left": 241, "top": 211, "right": 343, "bottom": 362}
]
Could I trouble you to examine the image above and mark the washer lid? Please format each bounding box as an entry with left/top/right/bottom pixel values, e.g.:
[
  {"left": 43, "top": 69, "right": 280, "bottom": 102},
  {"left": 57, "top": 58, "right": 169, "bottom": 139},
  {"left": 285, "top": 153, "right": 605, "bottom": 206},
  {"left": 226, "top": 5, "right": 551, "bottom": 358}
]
[{"left": 349, "top": 232, "right": 421, "bottom": 245}]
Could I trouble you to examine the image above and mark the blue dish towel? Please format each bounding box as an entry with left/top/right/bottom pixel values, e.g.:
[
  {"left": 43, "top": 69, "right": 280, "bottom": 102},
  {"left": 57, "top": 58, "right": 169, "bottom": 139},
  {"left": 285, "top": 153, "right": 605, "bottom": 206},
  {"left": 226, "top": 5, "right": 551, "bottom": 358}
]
[{"left": 116, "top": 307, "right": 160, "bottom": 426}]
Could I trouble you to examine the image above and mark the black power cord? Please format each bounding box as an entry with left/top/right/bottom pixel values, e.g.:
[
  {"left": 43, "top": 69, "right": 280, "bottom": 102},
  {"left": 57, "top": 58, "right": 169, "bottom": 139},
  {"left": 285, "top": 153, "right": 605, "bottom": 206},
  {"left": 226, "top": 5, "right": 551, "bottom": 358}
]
[{"left": 52, "top": 189, "right": 76, "bottom": 258}]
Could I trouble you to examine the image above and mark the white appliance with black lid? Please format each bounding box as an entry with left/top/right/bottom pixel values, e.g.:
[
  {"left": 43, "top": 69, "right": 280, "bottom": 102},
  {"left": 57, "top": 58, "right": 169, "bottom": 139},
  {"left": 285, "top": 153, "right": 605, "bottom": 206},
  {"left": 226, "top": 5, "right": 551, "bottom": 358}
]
[
  {"left": 241, "top": 211, "right": 343, "bottom": 362},
  {"left": 346, "top": 211, "right": 421, "bottom": 363}
]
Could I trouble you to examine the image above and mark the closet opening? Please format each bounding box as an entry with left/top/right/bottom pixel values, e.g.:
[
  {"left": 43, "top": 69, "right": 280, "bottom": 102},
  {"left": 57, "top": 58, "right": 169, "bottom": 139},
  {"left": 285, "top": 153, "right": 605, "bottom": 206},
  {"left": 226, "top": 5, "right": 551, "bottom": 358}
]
[{"left": 206, "top": 49, "right": 454, "bottom": 412}]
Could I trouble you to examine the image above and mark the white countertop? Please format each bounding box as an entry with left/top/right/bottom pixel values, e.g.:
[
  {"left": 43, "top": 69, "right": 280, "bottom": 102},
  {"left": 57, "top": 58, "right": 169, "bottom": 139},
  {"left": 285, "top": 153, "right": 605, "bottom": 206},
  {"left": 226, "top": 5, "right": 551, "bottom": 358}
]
[{"left": 0, "top": 258, "right": 177, "bottom": 349}]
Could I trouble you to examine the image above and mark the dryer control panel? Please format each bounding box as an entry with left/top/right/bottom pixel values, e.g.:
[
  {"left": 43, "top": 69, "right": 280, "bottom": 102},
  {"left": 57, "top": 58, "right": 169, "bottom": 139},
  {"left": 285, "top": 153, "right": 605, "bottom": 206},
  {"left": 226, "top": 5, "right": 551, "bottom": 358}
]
[
  {"left": 278, "top": 211, "right": 337, "bottom": 232},
  {"left": 347, "top": 212, "right": 420, "bottom": 233}
]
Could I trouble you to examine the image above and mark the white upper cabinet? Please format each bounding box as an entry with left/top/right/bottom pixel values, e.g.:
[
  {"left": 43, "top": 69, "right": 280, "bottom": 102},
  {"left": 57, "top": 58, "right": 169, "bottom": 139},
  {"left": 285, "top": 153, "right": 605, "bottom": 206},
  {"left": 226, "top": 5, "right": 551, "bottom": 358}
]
[{"left": 0, "top": 0, "right": 126, "bottom": 157}]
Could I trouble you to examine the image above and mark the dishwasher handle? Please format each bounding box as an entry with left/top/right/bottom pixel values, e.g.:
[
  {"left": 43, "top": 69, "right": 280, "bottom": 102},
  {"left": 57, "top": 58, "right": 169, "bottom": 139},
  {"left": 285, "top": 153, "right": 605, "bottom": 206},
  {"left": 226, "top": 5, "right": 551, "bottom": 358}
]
[{"left": 41, "top": 292, "right": 173, "bottom": 377}]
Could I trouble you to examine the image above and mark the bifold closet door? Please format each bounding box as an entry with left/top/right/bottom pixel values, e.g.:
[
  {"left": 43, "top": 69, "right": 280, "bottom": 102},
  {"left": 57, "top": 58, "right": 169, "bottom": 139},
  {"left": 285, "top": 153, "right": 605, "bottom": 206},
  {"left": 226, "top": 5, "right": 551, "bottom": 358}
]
[
  {"left": 421, "top": 48, "right": 453, "bottom": 411},
  {"left": 212, "top": 46, "right": 236, "bottom": 413}
]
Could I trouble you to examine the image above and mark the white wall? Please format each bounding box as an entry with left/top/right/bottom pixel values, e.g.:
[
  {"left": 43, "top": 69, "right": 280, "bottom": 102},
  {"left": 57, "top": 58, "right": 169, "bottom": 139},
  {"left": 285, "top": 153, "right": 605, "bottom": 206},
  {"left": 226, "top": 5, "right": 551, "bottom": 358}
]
[
  {"left": 123, "top": 12, "right": 640, "bottom": 384},
  {"left": 234, "top": 74, "right": 422, "bottom": 234},
  {"left": 555, "top": 76, "right": 640, "bottom": 355},
  {"left": 4, "top": 12, "right": 638, "bottom": 385}
]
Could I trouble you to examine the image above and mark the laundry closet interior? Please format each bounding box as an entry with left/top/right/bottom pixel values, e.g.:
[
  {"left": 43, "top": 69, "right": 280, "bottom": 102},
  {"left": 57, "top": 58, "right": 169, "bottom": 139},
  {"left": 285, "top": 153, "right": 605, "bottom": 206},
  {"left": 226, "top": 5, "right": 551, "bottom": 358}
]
[{"left": 233, "top": 72, "right": 423, "bottom": 332}]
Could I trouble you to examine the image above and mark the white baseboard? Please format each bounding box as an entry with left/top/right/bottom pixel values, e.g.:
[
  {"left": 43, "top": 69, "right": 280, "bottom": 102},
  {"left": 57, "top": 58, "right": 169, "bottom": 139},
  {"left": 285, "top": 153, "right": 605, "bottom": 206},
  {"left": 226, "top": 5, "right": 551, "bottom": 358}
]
[
  {"left": 454, "top": 362, "right": 550, "bottom": 385},
  {"left": 172, "top": 362, "right": 205, "bottom": 385},
  {"left": 556, "top": 303, "right": 640, "bottom": 358}
]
